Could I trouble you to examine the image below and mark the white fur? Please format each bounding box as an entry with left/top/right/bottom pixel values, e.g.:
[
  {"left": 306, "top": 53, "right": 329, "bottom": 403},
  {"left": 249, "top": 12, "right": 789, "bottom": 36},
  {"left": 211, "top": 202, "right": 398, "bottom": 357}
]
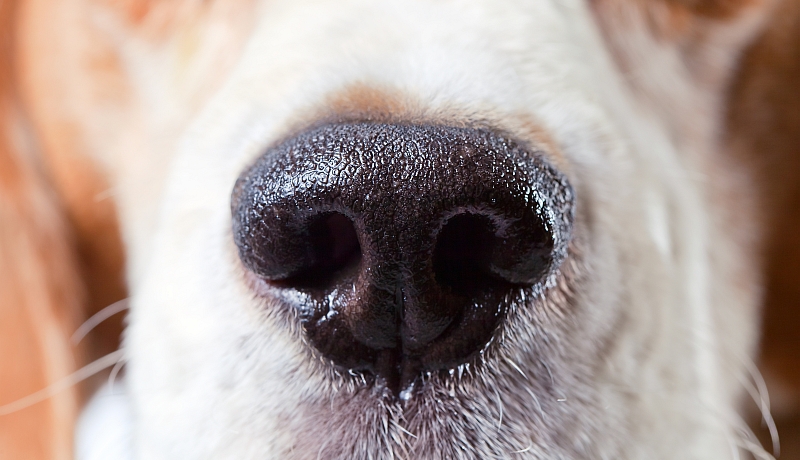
[{"left": 76, "top": 381, "right": 133, "bottom": 460}]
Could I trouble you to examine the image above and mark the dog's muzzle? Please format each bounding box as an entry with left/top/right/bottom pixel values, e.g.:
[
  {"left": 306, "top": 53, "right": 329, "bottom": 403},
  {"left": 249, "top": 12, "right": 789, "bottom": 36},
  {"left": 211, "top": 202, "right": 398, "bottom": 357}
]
[{"left": 232, "top": 122, "right": 573, "bottom": 395}]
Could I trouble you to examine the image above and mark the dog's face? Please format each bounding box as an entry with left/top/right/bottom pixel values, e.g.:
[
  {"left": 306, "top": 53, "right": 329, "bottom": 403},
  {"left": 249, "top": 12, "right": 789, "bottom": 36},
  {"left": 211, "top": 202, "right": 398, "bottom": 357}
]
[{"left": 19, "top": 0, "right": 775, "bottom": 458}]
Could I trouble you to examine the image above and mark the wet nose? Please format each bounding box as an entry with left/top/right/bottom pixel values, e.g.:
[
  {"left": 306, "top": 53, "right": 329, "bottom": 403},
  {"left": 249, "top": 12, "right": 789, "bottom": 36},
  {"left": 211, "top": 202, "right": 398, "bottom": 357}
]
[{"left": 232, "top": 122, "right": 572, "bottom": 394}]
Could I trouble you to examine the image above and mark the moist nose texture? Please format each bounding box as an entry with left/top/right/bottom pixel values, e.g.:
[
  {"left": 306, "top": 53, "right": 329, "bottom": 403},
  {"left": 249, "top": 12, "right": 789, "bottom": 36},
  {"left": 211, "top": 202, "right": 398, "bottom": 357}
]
[{"left": 232, "top": 122, "right": 573, "bottom": 395}]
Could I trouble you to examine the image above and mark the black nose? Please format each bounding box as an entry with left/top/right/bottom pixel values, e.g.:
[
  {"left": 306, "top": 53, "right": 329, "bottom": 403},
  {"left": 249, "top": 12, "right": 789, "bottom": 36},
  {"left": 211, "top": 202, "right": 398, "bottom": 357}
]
[{"left": 232, "top": 122, "right": 573, "bottom": 394}]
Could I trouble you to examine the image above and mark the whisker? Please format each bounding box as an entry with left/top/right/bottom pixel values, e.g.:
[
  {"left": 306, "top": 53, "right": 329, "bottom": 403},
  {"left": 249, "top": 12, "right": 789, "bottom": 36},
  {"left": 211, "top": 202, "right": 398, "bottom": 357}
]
[
  {"left": 732, "top": 421, "right": 775, "bottom": 460},
  {"left": 513, "top": 444, "right": 532, "bottom": 453},
  {"left": 108, "top": 357, "right": 127, "bottom": 391},
  {"left": 524, "top": 386, "right": 546, "bottom": 422},
  {"left": 504, "top": 357, "right": 527, "bottom": 379},
  {"left": 494, "top": 386, "right": 504, "bottom": 429},
  {"left": 0, "top": 349, "right": 125, "bottom": 416},
  {"left": 71, "top": 298, "right": 130, "bottom": 345},
  {"left": 685, "top": 326, "right": 781, "bottom": 458},
  {"left": 741, "top": 357, "right": 780, "bottom": 457}
]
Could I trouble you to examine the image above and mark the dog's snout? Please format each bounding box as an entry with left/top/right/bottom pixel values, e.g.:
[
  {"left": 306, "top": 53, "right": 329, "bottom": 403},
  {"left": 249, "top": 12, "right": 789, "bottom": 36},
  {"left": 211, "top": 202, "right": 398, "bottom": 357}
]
[{"left": 232, "top": 122, "right": 573, "bottom": 394}]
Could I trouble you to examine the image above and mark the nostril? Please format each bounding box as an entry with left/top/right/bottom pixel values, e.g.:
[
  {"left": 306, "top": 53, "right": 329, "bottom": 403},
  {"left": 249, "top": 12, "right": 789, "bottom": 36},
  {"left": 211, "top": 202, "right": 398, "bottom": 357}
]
[
  {"left": 232, "top": 121, "right": 574, "bottom": 395},
  {"left": 284, "top": 212, "right": 361, "bottom": 289},
  {"left": 433, "top": 213, "right": 497, "bottom": 296}
]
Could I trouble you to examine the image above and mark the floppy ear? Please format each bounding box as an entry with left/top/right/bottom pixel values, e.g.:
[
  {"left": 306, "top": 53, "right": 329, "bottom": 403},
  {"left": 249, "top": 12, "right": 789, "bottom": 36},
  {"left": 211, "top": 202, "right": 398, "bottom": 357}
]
[
  {"left": 14, "top": 0, "right": 135, "bottom": 372},
  {"left": 1, "top": 0, "right": 254, "bottom": 453},
  {"left": 597, "top": 0, "right": 800, "bottom": 443},
  {"left": 13, "top": 0, "right": 253, "bottom": 350},
  {"left": 1, "top": 0, "right": 143, "bottom": 456},
  {"left": 591, "top": 0, "right": 777, "bottom": 120},
  {"left": 726, "top": 0, "right": 800, "bottom": 433},
  {"left": 0, "top": 0, "right": 84, "bottom": 457}
]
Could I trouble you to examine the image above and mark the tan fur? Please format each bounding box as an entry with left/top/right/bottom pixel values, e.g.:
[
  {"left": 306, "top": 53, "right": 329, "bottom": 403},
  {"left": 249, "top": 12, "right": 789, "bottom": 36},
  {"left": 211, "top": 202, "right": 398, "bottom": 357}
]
[
  {"left": 725, "top": 0, "right": 800, "bottom": 452},
  {"left": 729, "top": 0, "right": 800, "bottom": 393},
  {"left": 0, "top": 121, "right": 81, "bottom": 460},
  {"left": 0, "top": 2, "right": 81, "bottom": 457},
  {"left": 16, "top": 0, "right": 130, "bottom": 365}
]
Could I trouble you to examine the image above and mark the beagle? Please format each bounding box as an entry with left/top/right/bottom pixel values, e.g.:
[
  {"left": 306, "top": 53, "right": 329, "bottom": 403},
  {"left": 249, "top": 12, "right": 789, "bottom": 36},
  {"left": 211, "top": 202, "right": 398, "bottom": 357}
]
[{"left": 1, "top": 0, "right": 798, "bottom": 458}]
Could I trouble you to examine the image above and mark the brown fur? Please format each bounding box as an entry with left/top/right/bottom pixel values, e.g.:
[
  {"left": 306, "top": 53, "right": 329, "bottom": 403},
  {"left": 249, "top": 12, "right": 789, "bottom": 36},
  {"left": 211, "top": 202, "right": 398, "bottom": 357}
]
[
  {"left": 15, "top": 0, "right": 129, "bottom": 366},
  {"left": 0, "top": 0, "right": 125, "bottom": 457},
  {"left": 725, "top": 0, "right": 800, "bottom": 454},
  {"left": 0, "top": 2, "right": 81, "bottom": 458}
]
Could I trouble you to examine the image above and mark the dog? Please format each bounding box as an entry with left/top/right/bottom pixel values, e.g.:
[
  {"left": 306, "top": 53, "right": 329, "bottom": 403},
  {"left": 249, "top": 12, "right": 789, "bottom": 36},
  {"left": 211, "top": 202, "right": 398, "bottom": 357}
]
[{"left": 1, "top": 0, "right": 799, "bottom": 458}]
